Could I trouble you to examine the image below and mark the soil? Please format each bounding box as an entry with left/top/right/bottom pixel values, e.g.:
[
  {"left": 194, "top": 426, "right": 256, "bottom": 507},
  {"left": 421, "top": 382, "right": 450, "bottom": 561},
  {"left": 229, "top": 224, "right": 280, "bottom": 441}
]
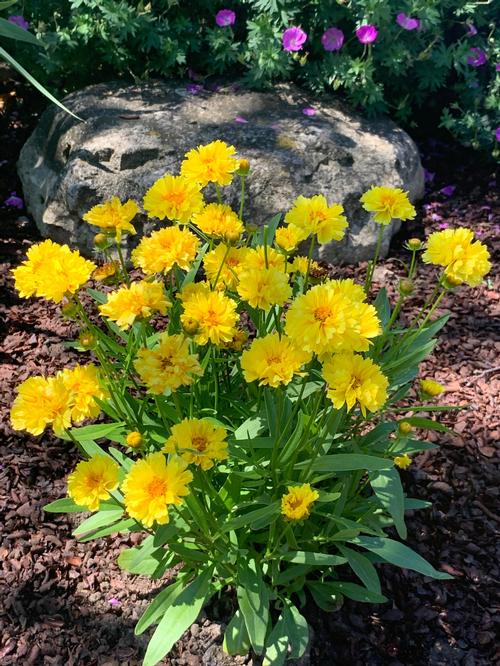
[{"left": 0, "top": 76, "right": 499, "bottom": 666}]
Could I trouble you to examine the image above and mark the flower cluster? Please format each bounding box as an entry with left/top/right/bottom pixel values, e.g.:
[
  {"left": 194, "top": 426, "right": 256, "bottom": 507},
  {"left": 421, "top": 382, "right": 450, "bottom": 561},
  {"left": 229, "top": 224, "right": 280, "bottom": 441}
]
[{"left": 12, "top": 140, "right": 491, "bottom": 666}]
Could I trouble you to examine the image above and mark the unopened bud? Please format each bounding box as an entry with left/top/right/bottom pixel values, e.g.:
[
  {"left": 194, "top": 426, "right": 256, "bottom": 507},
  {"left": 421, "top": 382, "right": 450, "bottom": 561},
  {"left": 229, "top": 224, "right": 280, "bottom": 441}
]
[
  {"left": 79, "top": 330, "right": 97, "bottom": 350},
  {"left": 407, "top": 238, "right": 423, "bottom": 251},
  {"left": 225, "top": 229, "right": 241, "bottom": 244},
  {"left": 126, "top": 431, "right": 143, "bottom": 448},
  {"left": 399, "top": 278, "right": 414, "bottom": 296},
  {"left": 182, "top": 317, "right": 199, "bottom": 336},
  {"left": 237, "top": 158, "right": 250, "bottom": 176},
  {"left": 246, "top": 223, "right": 258, "bottom": 235},
  {"left": 94, "top": 233, "right": 108, "bottom": 249},
  {"left": 398, "top": 420, "right": 413, "bottom": 435},
  {"left": 441, "top": 274, "right": 461, "bottom": 290},
  {"left": 61, "top": 301, "right": 78, "bottom": 319}
]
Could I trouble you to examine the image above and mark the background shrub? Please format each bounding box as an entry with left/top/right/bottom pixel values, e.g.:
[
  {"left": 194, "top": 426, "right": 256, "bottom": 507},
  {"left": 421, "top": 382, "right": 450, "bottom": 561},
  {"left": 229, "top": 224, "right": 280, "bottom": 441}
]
[{"left": 7, "top": 1, "right": 500, "bottom": 153}]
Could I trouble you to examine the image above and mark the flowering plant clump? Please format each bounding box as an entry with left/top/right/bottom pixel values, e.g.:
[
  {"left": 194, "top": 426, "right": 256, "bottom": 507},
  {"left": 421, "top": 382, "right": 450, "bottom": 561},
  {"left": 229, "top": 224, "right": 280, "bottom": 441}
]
[{"left": 11, "top": 141, "right": 491, "bottom": 666}]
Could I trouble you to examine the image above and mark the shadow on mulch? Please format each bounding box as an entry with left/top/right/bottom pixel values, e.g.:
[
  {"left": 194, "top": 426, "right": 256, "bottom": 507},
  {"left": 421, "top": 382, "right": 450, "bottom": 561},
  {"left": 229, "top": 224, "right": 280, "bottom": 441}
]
[{"left": 1, "top": 77, "right": 499, "bottom": 665}]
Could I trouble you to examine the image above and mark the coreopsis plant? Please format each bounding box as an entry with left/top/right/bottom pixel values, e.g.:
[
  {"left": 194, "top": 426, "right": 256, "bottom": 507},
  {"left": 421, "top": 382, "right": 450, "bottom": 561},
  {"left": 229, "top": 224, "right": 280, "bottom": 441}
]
[{"left": 11, "top": 141, "right": 491, "bottom": 666}]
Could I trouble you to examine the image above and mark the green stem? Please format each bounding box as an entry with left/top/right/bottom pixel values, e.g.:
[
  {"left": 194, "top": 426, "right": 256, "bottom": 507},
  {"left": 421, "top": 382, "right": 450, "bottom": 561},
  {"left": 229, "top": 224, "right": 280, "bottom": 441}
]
[
  {"left": 215, "top": 183, "right": 223, "bottom": 204},
  {"left": 303, "top": 235, "right": 316, "bottom": 292},
  {"left": 116, "top": 241, "right": 130, "bottom": 285},
  {"left": 238, "top": 175, "right": 246, "bottom": 220},
  {"left": 364, "top": 225, "right": 384, "bottom": 295}
]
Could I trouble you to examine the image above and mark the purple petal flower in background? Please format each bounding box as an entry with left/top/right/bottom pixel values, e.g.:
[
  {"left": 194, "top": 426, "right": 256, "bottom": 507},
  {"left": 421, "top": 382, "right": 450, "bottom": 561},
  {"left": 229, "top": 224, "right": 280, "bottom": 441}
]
[
  {"left": 466, "top": 47, "right": 487, "bottom": 67},
  {"left": 282, "top": 26, "right": 307, "bottom": 52},
  {"left": 356, "top": 24, "right": 378, "bottom": 45},
  {"left": 396, "top": 13, "right": 420, "bottom": 31},
  {"left": 440, "top": 185, "right": 456, "bottom": 197},
  {"left": 496, "top": 63, "right": 500, "bottom": 71},
  {"left": 186, "top": 83, "right": 203, "bottom": 95},
  {"left": 321, "top": 27, "right": 344, "bottom": 52},
  {"left": 466, "top": 24, "right": 478, "bottom": 36},
  {"left": 234, "top": 116, "right": 248, "bottom": 124},
  {"left": 496, "top": 127, "right": 500, "bottom": 143},
  {"left": 302, "top": 107, "right": 316, "bottom": 117},
  {"left": 430, "top": 213, "right": 442, "bottom": 222},
  {"left": 424, "top": 168, "right": 435, "bottom": 184},
  {"left": 8, "top": 15, "right": 29, "bottom": 30},
  {"left": 109, "top": 598, "right": 121, "bottom": 606},
  {"left": 438, "top": 222, "right": 450, "bottom": 229},
  {"left": 215, "top": 9, "right": 236, "bottom": 27},
  {"left": 5, "top": 191, "right": 24, "bottom": 209}
]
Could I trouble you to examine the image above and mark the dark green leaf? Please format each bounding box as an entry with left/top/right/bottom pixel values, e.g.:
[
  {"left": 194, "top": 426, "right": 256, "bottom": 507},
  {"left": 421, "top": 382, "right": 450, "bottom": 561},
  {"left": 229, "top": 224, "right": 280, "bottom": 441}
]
[{"left": 369, "top": 468, "right": 407, "bottom": 539}]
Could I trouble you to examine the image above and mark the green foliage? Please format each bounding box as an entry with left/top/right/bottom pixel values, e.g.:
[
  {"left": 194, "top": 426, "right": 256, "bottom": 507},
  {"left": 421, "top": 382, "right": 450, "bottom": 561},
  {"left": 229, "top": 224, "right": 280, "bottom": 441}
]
[{"left": 4, "top": 0, "right": 497, "bottom": 154}]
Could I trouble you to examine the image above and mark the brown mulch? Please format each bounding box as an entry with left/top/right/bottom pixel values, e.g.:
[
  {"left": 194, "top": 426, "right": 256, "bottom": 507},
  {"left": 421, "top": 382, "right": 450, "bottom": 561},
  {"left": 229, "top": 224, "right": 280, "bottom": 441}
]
[{"left": 0, "top": 78, "right": 499, "bottom": 666}]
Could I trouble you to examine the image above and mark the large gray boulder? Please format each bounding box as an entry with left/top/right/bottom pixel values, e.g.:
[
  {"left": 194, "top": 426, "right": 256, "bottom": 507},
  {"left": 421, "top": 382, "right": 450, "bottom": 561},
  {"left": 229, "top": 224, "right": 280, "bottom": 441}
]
[{"left": 18, "top": 81, "right": 423, "bottom": 263}]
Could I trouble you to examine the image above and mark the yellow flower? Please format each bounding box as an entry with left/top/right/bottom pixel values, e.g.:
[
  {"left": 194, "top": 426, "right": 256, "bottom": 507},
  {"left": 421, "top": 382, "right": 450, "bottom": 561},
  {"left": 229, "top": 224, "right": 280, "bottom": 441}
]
[
  {"left": 181, "top": 290, "right": 238, "bottom": 345},
  {"left": 10, "top": 375, "right": 73, "bottom": 436},
  {"left": 275, "top": 226, "right": 306, "bottom": 252},
  {"left": 244, "top": 245, "right": 286, "bottom": 271},
  {"left": 285, "top": 281, "right": 381, "bottom": 355},
  {"left": 164, "top": 418, "right": 228, "bottom": 470},
  {"left": 360, "top": 186, "right": 416, "bottom": 225},
  {"left": 93, "top": 261, "right": 119, "bottom": 282},
  {"left": 181, "top": 140, "right": 239, "bottom": 187},
  {"left": 284, "top": 195, "right": 348, "bottom": 244},
  {"left": 126, "top": 431, "right": 143, "bottom": 448},
  {"left": 122, "top": 452, "right": 193, "bottom": 527},
  {"left": 143, "top": 174, "right": 204, "bottom": 222},
  {"left": 223, "top": 327, "right": 249, "bottom": 352},
  {"left": 132, "top": 226, "right": 200, "bottom": 276},
  {"left": 60, "top": 364, "right": 108, "bottom": 423},
  {"left": 394, "top": 453, "right": 412, "bottom": 470},
  {"left": 134, "top": 333, "right": 202, "bottom": 394},
  {"left": 177, "top": 281, "right": 211, "bottom": 304},
  {"left": 12, "top": 240, "right": 95, "bottom": 303},
  {"left": 422, "top": 228, "right": 491, "bottom": 287},
  {"left": 287, "top": 255, "right": 320, "bottom": 275},
  {"left": 99, "top": 281, "right": 171, "bottom": 329},
  {"left": 420, "top": 379, "right": 444, "bottom": 397},
  {"left": 67, "top": 455, "right": 120, "bottom": 511},
  {"left": 240, "top": 333, "right": 312, "bottom": 388},
  {"left": 281, "top": 484, "right": 319, "bottom": 521},
  {"left": 192, "top": 203, "right": 244, "bottom": 241},
  {"left": 203, "top": 244, "right": 249, "bottom": 290},
  {"left": 83, "top": 197, "right": 139, "bottom": 240},
  {"left": 237, "top": 267, "right": 291, "bottom": 311},
  {"left": 322, "top": 353, "right": 388, "bottom": 416}
]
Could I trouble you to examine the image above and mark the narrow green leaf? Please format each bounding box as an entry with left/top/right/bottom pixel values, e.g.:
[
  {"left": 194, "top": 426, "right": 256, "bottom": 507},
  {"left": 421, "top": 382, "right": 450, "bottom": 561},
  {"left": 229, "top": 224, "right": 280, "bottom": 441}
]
[
  {"left": 69, "top": 422, "right": 126, "bottom": 442},
  {"left": 369, "top": 468, "right": 407, "bottom": 539},
  {"left": 143, "top": 568, "right": 213, "bottom": 666},
  {"left": 223, "top": 501, "right": 280, "bottom": 532},
  {"left": 281, "top": 551, "right": 346, "bottom": 566},
  {"left": 44, "top": 497, "right": 87, "bottom": 513},
  {"left": 263, "top": 613, "right": 288, "bottom": 666},
  {"left": 73, "top": 507, "right": 124, "bottom": 536},
  {"left": 0, "top": 1, "right": 18, "bottom": 11},
  {"left": 338, "top": 546, "right": 381, "bottom": 594},
  {"left": 328, "top": 581, "right": 387, "bottom": 604},
  {"left": 77, "top": 518, "right": 138, "bottom": 542},
  {"left": 237, "top": 559, "right": 269, "bottom": 655},
  {"left": 283, "top": 601, "right": 309, "bottom": 659},
  {"left": 353, "top": 536, "right": 453, "bottom": 580},
  {"left": 374, "top": 288, "right": 391, "bottom": 327},
  {"left": 0, "top": 17, "right": 40, "bottom": 45},
  {"left": 135, "top": 578, "right": 185, "bottom": 635},
  {"left": 403, "top": 416, "right": 453, "bottom": 433},
  {"left": 223, "top": 610, "right": 251, "bottom": 656},
  {"left": 295, "top": 454, "right": 393, "bottom": 472}
]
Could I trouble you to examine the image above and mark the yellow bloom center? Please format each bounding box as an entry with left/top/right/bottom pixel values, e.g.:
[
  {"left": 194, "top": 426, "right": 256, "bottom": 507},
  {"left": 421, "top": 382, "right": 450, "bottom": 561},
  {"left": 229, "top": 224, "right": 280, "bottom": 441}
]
[
  {"left": 192, "top": 436, "right": 208, "bottom": 451},
  {"left": 147, "top": 477, "right": 167, "bottom": 498},
  {"left": 314, "top": 305, "right": 332, "bottom": 322}
]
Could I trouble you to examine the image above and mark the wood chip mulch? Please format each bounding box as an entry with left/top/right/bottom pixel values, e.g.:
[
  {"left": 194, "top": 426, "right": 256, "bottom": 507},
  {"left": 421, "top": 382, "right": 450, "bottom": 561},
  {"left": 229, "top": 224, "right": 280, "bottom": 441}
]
[{"left": 0, "top": 81, "right": 498, "bottom": 665}]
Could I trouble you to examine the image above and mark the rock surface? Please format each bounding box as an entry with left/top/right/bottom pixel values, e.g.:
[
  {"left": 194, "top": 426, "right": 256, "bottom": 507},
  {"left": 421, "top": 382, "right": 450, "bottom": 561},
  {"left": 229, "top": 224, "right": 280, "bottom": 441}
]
[{"left": 18, "top": 81, "right": 424, "bottom": 262}]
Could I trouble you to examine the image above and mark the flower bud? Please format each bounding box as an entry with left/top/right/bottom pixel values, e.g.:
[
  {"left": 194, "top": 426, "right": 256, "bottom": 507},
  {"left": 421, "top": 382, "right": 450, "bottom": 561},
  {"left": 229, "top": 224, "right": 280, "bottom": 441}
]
[
  {"left": 237, "top": 158, "right": 250, "bottom": 176},
  {"left": 225, "top": 229, "right": 242, "bottom": 244},
  {"left": 61, "top": 301, "right": 78, "bottom": 319},
  {"left": 399, "top": 278, "right": 414, "bottom": 296},
  {"left": 245, "top": 223, "right": 258, "bottom": 235},
  {"left": 126, "top": 431, "right": 143, "bottom": 448},
  {"left": 94, "top": 233, "right": 108, "bottom": 249},
  {"left": 398, "top": 420, "right": 413, "bottom": 435},
  {"left": 78, "top": 330, "right": 97, "bottom": 350},
  {"left": 182, "top": 317, "right": 200, "bottom": 336},
  {"left": 407, "top": 238, "right": 423, "bottom": 251},
  {"left": 420, "top": 378, "right": 445, "bottom": 397},
  {"left": 441, "top": 274, "right": 461, "bottom": 290}
]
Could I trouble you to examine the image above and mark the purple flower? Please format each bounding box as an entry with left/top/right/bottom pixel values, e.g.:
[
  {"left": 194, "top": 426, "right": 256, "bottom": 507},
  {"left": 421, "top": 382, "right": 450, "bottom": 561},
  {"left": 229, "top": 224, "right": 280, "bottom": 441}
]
[
  {"left": 440, "top": 185, "right": 456, "bottom": 197},
  {"left": 467, "top": 47, "right": 487, "bottom": 67},
  {"left": 496, "top": 63, "right": 500, "bottom": 72},
  {"left": 109, "top": 597, "right": 121, "bottom": 606},
  {"left": 396, "top": 13, "right": 420, "bottom": 31},
  {"left": 430, "top": 213, "right": 442, "bottom": 222},
  {"left": 8, "top": 15, "right": 29, "bottom": 30},
  {"left": 234, "top": 116, "right": 248, "bottom": 124},
  {"left": 215, "top": 9, "right": 235, "bottom": 27},
  {"left": 496, "top": 126, "right": 500, "bottom": 143},
  {"left": 186, "top": 83, "right": 203, "bottom": 95},
  {"left": 356, "top": 24, "right": 378, "bottom": 45},
  {"left": 466, "top": 24, "right": 478, "bottom": 37},
  {"left": 438, "top": 222, "right": 450, "bottom": 230},
  {"left": 321, "top": 27, "right": 344, "bottom": 52},
  {"left": 282, "top": 27, "right": 307, "bottom": 52},
  {"left": 302, "top": 107, "right": 316, "bottom": 117},
  {"left": 424, "top": 168, "right": 435, "bottom": 184},
  {"left": 5, "top": 192, "right": 23, "bottom": 209}
]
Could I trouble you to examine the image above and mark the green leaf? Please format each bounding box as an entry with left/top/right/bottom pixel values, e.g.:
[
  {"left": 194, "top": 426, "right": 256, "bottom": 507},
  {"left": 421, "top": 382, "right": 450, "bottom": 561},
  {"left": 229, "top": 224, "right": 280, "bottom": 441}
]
[
  {"left": 117, "top": 536, "right": 165, "bottom": 575},
  {"left": 403, "top": 416, "right": 453, "bottom": 433},
  {"left": 77, "top": 518, "right": 138, "bottom": 542},
  {"left": 263, "top": 613, "right": 288, "bottom": 666},
  {"left": 283, "top": 601, "right": 308, "bottom": 659},
  {"left": 327, "top": 581, "right": 387, "bottom": 604},
  {"left": 69, "top": 422, "right": 126, "bottom": 442},
  {"left": 0, "top": 1, "right": 18, "bottom": 11},
  {"left": 182, "top": 243, "right": 208, "bottom": 288},
  {"left": 223, "top": 501, "right": 280, "bottom": 532},
  {"left": 44, "top": 497, "right": 87, "bottom": 513},
  {"left": 237, "top": 559, "right": 269, "bottom": 655},
  {"left": 352, "top": 536, "right": 453, "bottom": 580},
  {"left": 73, "top": 507, "right": 124, "bottom": 537},
  {"left": 281, "top": 551, "right": 346, "bottom": 566},
  {"left": 234, "top": 414, "right": 265, "bottom": 440},
  {"left": 223, "top": 610, "right": 251, "bottom": 656},
  {"left": 135, "top": 578, "right": 185, "bottom": 635},
  {"left": 369, "top": 468, "right": 407, "bottom": 539},
  {"left": 338, "top": 546, "right": 381, "bottom": 594},
  {"left": 143, "top": 568, "right": 214, "bottom": 666},
  {"left": 374, "top": 288, "right": 391, "bottom": 327},
  {"left": 295, "top": 454, "right": 393, "bottom": 473},
  {"left": 0, "top": 46, "right": 83, "bottom": 120},
  {"left": 0, "top": 17, "right": 40, "bottom": 46},
  {"left": 307, "top": 580, "right": 341, "bottom": 612}
]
